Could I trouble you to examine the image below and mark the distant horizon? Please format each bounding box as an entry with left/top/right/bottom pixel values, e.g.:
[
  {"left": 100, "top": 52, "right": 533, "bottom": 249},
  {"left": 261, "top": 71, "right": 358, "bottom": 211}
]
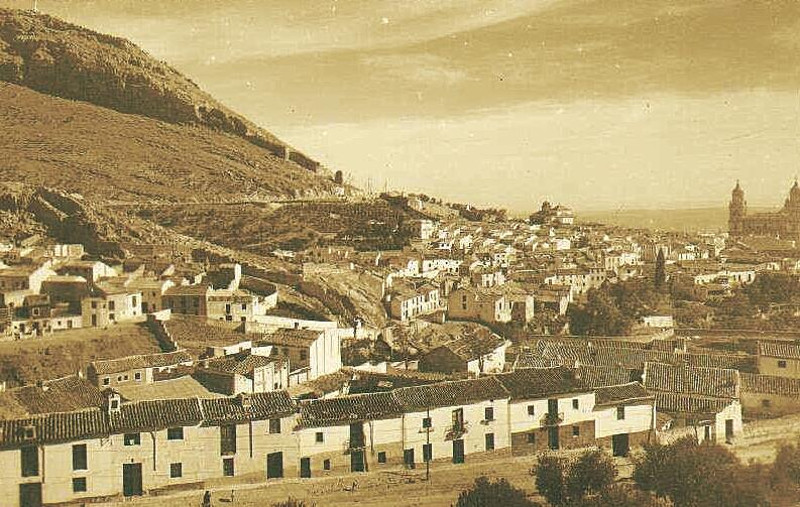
[{"left": 3, "top": 1, "right": 800, "bottom": 211}]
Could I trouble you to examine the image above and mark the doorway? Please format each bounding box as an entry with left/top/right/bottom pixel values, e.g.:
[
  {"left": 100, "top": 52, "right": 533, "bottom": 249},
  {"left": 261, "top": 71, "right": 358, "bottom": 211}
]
[
  {"left": 548, "top": 427, "right": 560, "bottom": 450},
  {"left": 351, "top": 450, "right": 366, "bottom": 472},
  {"left": 612, "top": 433, "right": 630, "bottom": 457},
  {"left": 300, "top": 457, "right": 311, "bottom": 478},
  {"left": 122, "top": 463, "right": 143, "bottom": 497},
  {"left": 267, "top": 452, "right": 283, "bottom": 479},
  {"left": 19, "top": 483, "right": 42, "bottom": 507},
  {"left": 452, "top": 439, "right": 465, "bottom": 464}
]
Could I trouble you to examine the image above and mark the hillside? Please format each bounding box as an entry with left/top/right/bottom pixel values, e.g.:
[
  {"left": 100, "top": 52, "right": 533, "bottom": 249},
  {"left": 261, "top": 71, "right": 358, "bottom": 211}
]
[
  {"left": 0, "top": 8, "right": 319, "bottom": 163},
  {"left": 0, "top": 82, "right": 337, "bottom": 202}
]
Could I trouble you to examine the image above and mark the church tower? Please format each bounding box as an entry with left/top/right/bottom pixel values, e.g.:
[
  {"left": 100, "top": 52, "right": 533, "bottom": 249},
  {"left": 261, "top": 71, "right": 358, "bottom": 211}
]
[{"left": 729, "top": 180, "right": 746, "bottom": 237}]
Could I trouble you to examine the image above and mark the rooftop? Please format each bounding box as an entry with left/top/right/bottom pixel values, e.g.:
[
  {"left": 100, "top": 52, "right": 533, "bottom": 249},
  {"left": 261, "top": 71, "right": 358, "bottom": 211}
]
[{"left": 90, "top": 350, "right": 193, "bottom": 375}]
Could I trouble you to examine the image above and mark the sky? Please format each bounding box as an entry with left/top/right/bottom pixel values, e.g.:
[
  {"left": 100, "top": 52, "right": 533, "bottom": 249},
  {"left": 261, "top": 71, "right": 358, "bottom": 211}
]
[{"left": 5, "top": 0, "right": 800, "bottom": 212}]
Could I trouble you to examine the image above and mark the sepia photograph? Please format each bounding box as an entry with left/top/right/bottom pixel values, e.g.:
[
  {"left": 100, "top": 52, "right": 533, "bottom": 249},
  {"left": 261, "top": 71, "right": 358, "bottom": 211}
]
[{"left": 1, "top": 1, "right": 800, "bottom": 506}]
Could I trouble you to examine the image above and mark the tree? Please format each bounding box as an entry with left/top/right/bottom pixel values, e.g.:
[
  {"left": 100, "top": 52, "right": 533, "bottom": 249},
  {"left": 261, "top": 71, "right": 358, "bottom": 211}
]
[
  {"left": 456, "top": 476, "right": 539, "bottom": 507},
  {"left": 654, "top": 248, "right": 666, "bottom": 289},
  {"left": 272, "top": 498, "right": 315, "bottom": 507},
  {"left": 633, "top": 437, "right": 770, "bottom": 507},
  {"left": 534, "top": 451, "right": 617, "bottom": 506}
]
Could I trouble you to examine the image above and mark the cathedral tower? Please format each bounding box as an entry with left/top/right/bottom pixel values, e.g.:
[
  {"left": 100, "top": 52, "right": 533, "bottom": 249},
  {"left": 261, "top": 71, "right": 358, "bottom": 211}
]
[{"left": 729, "top": 180, "right": 746, "bottom": 237}]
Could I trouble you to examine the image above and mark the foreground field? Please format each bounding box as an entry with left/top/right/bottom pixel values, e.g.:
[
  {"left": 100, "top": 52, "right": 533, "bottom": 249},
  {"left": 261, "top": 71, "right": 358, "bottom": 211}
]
[{"left": 100, "top": 413, "right": 800, "bottom": 507}]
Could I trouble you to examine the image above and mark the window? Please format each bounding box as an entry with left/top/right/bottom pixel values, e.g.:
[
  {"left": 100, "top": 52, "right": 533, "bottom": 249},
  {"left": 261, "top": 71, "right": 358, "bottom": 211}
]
[
  {"left": 167, "top": 427, "right": 184, "bottom": 440},
  {"left": 223, "top": 458, "right": 234, "bottom": 477},
  {"left": 269, "top": 418, "right": 281, "bottom": 434},
  {"left": 762, "top": 399, "right": 772, "bottom": 408},
  {"left": 91, "top": 301, "right": 97, "bottom": 309},
  {"left": 778, "top": 360, "right": 788, "bottom": 368},
  {"left": 72, "top": 477, "right": 87, "bottom": 493},
  {"left": 527, "top": 432, "right": 535, "bottom": 444},
  {"left": 572, "top": 399, "right": 579, "bottom": 410},
  {"left": 123, "top": 375, "right": 128, "bottom": 381},
  {"left": 134, "top": 372, "right": 142, "bottom": 381},
  {"left": 452, "top": 408, "right": 465, "bottom": 432},
  {"left": 241, "top": 303, "right": 247, "bottom": 311},
  {"left": 377, "top": 452, "right": 387, "bottom": 464},
  {"left": 423, "top": 443, "right": 433, "bottom": 462},
  {"left": 108, "top": 301, "right": 115, "bottom": 311},
  {"left": 300, "top": 350, "right": 308, "bottom": 361},
  {"left": 484, "top": 407, "right": 494, "bottom": 422},
  {"left": 572, "top": 426, "right": 580, "bottom": 437},
  {"left": 485, "top": 433, "right": 495, "bottom": 451},
  {"left": 124, "top": 433, "right": 141, "bottom": 446},
  {"left": 315, "top": 432, "right": 324, "bottom": 443},
  {"left": 422, "top": 417, "right": 432, "bottom": 429},
  {"left": 323, "top": 459, "right": 331, "bottom": 471},
  {"left": 110, "top": 399, "right": 119, "bottom": 411},
  {"left": 21, "top": 446, "right": 39, "bottom": 477},
  {"left": 72, "top": 444, "right": 87, "bottom": 470},
  {"left": 102, "top": 377, "right": 110, "bottom": 386},
  {"left": 527, "top": 405, "right": 535, "bottom": 416},
  {"left": 616, "top": 406, "right": 626, "bottom": 420},
  {"left": 220, "top": 425, "right": 237, "bottom": 455},
  {"left": 170, "top": 463, "right": 183, "bottom": 478}
]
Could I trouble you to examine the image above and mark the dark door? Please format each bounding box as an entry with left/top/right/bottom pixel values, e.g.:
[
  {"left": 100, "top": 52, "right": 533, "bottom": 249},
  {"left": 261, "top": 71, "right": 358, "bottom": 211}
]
[
  {"left": 19, "top": 483, "right": 42, "bottom": 507},
  {"left": 300, "top": 457, "right": 311, "bottom": 478},
  {"left": 612, "top": 433, "right": 630, "bottom": 457},
  {"left": 548, "top": 427, "right": 560, "bottom": 450},
  {"left": 725, "top": 419, "right": 734, "bottom": 442},
  {"left": 452, "top": 439, "right": 465, "bottom": 464},
  {"left": 122, "top": 463, "right": 143, "bottom": 497},
  {"left": 351, "top": 449, "right": 366, "bottom": 472},
  {"left": 267, "top": 452, "right": 283, "bottom": 479},
  {"left": 403, "top": 448, "right": 415, "bottom": 469}
]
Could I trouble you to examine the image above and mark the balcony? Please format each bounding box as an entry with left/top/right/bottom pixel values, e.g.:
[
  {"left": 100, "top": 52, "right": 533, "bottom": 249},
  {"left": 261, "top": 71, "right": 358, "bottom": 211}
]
[
  {"left": 342, "top": 438, "right": 366, "bottom": 454},
  {"left": 541, "top": 412, "right": 564, "bottom": 427},
  {"left": 445, "top": 421, "right": 470, "bottom": 441}
]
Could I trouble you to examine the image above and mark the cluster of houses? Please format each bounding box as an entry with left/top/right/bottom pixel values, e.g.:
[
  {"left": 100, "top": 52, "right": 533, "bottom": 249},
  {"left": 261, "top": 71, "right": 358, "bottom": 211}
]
[{"left": 0, "top": 244, "right": 278, "bottom": 340}]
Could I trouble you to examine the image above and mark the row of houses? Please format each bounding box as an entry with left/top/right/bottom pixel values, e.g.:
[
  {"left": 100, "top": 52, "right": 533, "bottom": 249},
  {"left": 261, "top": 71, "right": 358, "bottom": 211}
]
[{"left": 0, "top": 367, "right": 655, "bottom": 507}]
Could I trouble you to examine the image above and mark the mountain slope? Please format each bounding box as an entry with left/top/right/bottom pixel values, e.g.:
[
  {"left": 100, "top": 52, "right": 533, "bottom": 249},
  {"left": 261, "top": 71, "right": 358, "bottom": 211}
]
[
  {"left": 0, "top": 82, "right": 336, "bottom": 202},
  {"left": 0, "top": 8, "right": 310, "bottom": 160}
]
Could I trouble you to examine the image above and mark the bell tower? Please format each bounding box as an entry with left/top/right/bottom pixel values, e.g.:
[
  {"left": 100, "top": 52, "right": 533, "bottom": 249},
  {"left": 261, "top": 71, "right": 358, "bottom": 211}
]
[{"left": 729, "top": 180, "right": 746, "bottom": 237}]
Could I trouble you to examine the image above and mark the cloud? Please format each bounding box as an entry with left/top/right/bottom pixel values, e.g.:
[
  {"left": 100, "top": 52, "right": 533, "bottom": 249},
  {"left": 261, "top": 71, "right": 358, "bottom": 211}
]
[{"left": 361, "top": 53, "right": 469, "bottom": 86}]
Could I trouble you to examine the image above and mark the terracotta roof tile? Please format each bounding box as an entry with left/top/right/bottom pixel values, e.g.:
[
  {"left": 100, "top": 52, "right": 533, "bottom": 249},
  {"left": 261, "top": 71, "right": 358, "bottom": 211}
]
[
  {"left": 643, "top": 362, "right": 740, "bottom": 399},
  {"left": 593, "top": 382, "right": 653, "bottom": 406},
  {"left": 393, "top": 376, "right": 508, "bottom": 411},
  {"left": 758, "top": 341, "right": 800, "bottom": 360},
  {"left": 90, "top": 350, "right": 194, "bottom": 375},
  {"left": 495, "top": 367, "right": 585, "bottom": 400},
  {"left": 741, "top": 373, "right": 800, "bottom": 396},
  {"left": 297, "top": 392, "right": 404, "bottom": 428},
  {"left": 110, "top": 398, "right": 203, "bottom": 433},
  {"left": 201, "top": 391, "right": 296, "bottom": 425}
]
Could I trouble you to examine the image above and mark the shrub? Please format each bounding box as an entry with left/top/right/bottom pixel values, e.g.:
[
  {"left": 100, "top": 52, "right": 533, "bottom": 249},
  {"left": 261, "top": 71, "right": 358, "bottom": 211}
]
[
  {"left": 456, "top": 476, "right": 538, "bottom": 507},
  {"left": 534, "top": 450, "right": 617, "bottom": 506}
]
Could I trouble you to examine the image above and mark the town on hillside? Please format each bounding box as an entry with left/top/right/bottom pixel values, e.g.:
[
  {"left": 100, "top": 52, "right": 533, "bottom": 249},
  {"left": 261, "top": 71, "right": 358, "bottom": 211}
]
[{"left": 2, "top": 182, "right": 800, "bottom": 506}]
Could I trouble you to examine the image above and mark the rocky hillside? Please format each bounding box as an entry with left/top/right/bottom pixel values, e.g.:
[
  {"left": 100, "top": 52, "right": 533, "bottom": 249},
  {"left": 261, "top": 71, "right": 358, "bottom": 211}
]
[
  {"left": 0, "top": 82, "right": 336, "bottom": 202},
  {"left": 0, "top": 8, "right": 312, "bottom": 161}
]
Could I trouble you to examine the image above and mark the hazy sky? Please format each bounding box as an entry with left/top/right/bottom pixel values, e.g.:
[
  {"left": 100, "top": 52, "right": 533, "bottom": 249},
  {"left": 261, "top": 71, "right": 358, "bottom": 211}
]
[{"left": 5, "top": 0, "right": 800, "bottom": 212}]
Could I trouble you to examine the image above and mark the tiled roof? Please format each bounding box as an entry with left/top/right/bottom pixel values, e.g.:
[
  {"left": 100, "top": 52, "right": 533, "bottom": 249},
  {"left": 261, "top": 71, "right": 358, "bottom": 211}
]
[
  {"left": 297, "top": 392, "right": 404, "bottom": 428},
  {"left": 654, "top": 392, "right": 735, "bottom": 416},
  {"left": 164, "top": 284, "right": 210, "bottom": 296},
  {"left": 90, "top": 350, "right": 194, "bottom": 375},
  {"left": 346, "top": 370, "right": 443, "bottom": 395},
  {"left": 0, "top": 408, "right": 109, "bottom": 448},
  {"left": 110, "top": 398, "right": 203, "bottom": 433},
  {"left": 574, "top": 365, "right": 639, "bottom": 388},
  {"left": 393, "top": 376, "right": 509, "bottom": 411},
  {"left": 758, "top": 341, "right": 800, "bottom": 360},
  {"left": 593, "top": 382, "right": 653, "bottom": 406},
  {"left": 741, "top": 373, "right": 800, "bottom": 396},
  {"left": 205, "top": 353, "right": 282, "bottom": 376},
  {"left": 438, "top": 333, "right": 506, "bottom": 362},
  {"left": 495, "top": 367, "right": 585, "bottom": 400},
  {"left": 259, "top": 328, "right": 323, "bottom": 348},
  {"left": 6, "top": 375, "right": 103, "bottom": 416},
  {"left": 201, "top": 391, "right": 296, "bottom": 425},
  {"left": 643, "top": 362, "right": 740, "bottom": 399}
]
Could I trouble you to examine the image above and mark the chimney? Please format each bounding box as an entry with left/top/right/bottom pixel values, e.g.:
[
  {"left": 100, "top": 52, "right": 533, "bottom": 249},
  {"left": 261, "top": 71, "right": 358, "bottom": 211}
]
[
  {"left": 105, "top": 390, "right": 122, "bottom": 415},
  {"left": 238, "top": 392, "right": 252, "bottom": 410}
]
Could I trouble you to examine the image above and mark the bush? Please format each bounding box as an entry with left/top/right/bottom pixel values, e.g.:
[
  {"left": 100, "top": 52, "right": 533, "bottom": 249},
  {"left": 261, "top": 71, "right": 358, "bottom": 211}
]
[
  {"left": 456, "top": 476, "right": 538, "bottom": 507},
  {"left": 272, "top": 498, "right": 315, "bottom": 507},
  {"left": 534, "top": 450, "right": 617, "bottom": 506},
  {"left": 633, "top": 437, "right": 769, "bottom": 507},
  {"left": 772, "top": 440, "right": 800, "bottom": 489}
]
